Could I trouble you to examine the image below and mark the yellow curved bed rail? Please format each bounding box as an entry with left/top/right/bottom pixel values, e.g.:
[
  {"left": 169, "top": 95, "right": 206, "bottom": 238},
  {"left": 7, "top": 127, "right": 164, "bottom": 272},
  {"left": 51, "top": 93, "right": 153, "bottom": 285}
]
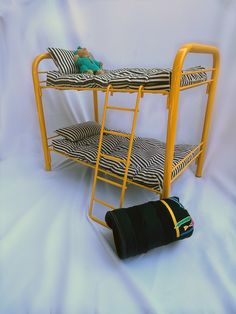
[{"left": 162, "top": 43, "right": 220, "bottom": 197}]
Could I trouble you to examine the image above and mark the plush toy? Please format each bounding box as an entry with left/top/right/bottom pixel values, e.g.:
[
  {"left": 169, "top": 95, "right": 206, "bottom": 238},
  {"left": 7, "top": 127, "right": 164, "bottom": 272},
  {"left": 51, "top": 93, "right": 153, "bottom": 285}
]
[{"left": 74, "top": 47, "right": 104, "bottom": 75}]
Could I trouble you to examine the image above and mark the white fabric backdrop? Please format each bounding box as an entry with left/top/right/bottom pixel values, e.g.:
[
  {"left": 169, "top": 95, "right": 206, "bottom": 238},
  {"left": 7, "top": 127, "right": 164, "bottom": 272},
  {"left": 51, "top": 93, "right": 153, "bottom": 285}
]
[{"left": 1, "top": 1, "right": 236, "bottom": 313}]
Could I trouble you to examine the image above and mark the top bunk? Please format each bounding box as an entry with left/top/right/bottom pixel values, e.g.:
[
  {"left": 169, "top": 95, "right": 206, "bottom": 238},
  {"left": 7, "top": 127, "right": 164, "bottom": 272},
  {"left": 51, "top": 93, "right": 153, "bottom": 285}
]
[
  {"left": 33, "top": 43, "right": 220, "bottom": 95},
  {"left": 46, "top": 66, "right": 207, "bottom": 92}
]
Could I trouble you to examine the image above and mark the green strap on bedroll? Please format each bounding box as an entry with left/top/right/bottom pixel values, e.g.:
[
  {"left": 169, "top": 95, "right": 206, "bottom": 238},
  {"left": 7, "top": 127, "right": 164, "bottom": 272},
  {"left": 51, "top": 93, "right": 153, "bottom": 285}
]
[{"left": 105, "top": 197, "right": 194, "bottom": 259}]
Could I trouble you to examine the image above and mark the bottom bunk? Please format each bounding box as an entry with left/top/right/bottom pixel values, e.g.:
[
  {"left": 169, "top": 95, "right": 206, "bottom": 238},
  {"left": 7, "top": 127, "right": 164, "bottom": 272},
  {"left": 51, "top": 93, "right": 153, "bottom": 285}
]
[{"left": 51, "top": 121, "right": 201, "bottom": 194}]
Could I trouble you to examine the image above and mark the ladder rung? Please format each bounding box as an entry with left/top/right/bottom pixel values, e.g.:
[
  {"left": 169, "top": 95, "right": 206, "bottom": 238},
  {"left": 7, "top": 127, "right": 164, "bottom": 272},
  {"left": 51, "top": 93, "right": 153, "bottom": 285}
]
[
  {"left": 97, "top": 176, "right": 126, "bottom": 189},
  {"left": 89, "top": 214, "right": 109, "bottom": 228},
  {"left": 100, "top": 153, "right": 126, "bottom": 164},
  {"left": 94, "top": 198, "right": 115, "bottom": 210},
  {"left": 103, "top": 130, "right": 130, "bottom": 138},
  {"left": 106, "top": 105, "right": 135, "bottom": 112}
]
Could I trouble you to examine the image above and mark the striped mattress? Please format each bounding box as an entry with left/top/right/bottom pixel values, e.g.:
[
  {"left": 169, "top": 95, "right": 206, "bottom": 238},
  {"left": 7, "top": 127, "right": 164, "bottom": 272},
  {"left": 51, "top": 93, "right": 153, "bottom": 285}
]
[
  {"left": 52, "top": 124, "right": 199, "bottom": 192},
  {"left": 47, "top": 66, "right": 207, "bottom": 91}
]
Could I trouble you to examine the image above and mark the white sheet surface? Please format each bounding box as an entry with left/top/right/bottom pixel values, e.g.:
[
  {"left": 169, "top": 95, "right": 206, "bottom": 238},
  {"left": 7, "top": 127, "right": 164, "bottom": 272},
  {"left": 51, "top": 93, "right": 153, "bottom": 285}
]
[{"left": 1, "top": 1, "right": 236, "bottom": 313}]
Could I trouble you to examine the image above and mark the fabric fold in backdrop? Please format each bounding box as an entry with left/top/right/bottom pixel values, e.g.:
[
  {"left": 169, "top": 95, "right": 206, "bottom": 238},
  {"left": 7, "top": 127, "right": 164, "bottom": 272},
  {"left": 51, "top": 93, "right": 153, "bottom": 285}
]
[{"left": 105, "top": 197, "right": 194, "bottom": 259}]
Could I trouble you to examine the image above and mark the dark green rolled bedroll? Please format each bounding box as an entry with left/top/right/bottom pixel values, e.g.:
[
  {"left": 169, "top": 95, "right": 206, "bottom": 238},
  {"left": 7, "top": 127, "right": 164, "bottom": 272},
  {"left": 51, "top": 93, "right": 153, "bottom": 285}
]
[{"left": 105, "top": 197, "right": 194, "bottom": 259}]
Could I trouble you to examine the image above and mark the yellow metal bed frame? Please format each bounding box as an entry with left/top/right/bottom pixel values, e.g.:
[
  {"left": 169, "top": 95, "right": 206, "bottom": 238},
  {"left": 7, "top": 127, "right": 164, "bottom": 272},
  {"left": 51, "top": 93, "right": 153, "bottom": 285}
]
[{"left": 32, "top": 43, "right": 220, "bottom": 227}]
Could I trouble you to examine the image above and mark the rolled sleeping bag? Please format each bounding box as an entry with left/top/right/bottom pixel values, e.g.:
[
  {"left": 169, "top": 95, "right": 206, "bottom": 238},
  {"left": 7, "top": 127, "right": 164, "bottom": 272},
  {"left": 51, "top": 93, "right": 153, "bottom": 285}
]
[{"left": 105, "top": 197, "right": 194, "bottom": 259}]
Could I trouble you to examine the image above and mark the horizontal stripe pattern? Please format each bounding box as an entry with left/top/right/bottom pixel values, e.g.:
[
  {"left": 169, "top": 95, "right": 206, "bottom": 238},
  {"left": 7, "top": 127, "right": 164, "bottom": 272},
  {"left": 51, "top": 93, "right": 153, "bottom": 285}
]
[
  {"left": 52, "top": 123, "right": 199, "bottom": 192},
  {"left": 47, "top": 66, "right": 207, "bottom": 91}
]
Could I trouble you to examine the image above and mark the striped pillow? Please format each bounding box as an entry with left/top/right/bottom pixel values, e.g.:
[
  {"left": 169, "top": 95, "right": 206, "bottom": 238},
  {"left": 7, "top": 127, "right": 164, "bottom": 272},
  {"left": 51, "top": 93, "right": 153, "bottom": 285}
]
[
  {"left": 47, "top": 47, "right": 78, "bottom": 74},
  {"left": 55, "top": 121, "right": 102, "bottom": 141}
]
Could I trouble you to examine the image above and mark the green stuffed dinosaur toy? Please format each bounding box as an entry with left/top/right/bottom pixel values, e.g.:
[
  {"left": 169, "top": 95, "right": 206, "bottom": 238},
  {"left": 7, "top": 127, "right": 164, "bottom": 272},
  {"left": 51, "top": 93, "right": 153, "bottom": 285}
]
[{"left": 74, "top": 46, "right": 104, "bottom": 75}]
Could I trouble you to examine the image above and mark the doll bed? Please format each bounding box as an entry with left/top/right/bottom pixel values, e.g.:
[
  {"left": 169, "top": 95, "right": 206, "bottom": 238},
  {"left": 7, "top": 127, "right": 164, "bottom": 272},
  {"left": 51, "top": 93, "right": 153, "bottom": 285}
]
[
  {"left": 52, "top": 121, "right": 199, "bottom": 193},
  {"left": 46, "top": 66, "right": 207, "bottom": 90},
  {"left": 32, "top": 43, "right": 220, "bottom": 227}
]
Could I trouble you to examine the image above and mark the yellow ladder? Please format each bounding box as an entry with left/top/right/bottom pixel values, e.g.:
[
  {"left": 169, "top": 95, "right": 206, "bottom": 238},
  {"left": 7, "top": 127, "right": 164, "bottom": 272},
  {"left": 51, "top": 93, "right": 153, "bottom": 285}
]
[{"left": 89, "top": 84, "right": 144, "bottom": 227}]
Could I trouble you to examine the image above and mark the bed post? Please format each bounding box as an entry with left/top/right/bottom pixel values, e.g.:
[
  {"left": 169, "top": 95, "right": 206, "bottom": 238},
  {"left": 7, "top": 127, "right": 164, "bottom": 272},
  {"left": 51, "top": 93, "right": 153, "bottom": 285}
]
[
  {"left": 162, "top": 46, "right": 187, "bottom": 199},
  {"left": 162, "top": 43, "right": 220, "bottom": 198},
  {"left": 32, "top": 53, "right": 52, "bottom": 171},
  {"left": 195, "top": 49, "right": 220, "bottom": 177},
  {"left": 93, "top": 90, "right": 99, "bottom": 123}
]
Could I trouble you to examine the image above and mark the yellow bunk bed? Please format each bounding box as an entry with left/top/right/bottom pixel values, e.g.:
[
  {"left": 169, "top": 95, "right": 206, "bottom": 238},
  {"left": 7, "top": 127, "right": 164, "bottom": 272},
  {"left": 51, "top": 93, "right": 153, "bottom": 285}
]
[{"left": 32, "top": 43, "right": 220, "bottom": 227}]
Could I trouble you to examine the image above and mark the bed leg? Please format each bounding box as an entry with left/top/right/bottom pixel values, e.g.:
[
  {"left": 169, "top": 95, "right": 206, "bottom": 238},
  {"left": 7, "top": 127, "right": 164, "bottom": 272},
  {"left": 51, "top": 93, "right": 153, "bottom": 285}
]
[
  {"left": 195, "top": 80, "right": 218, "bottom": 177},
  {"left": 196, "top": 49, "right": 220, "bottom": 177},
  {"left": 32, "top": 55, "right": 52, "bottom": 171},
  {"left": 161, "top": 186, "right": 170, "bottom": 199},
  {"left": 35, "top": 86, "right": 51, "bottom": 171},
  {"left": 162, "top": 79, "right": 178, "bottom": 200},
  {"left": 93, "top": 90, "right": 99, "bottom": 123},
  {"left": 195, "top": 156, "right": 203, "bottom": 177}
]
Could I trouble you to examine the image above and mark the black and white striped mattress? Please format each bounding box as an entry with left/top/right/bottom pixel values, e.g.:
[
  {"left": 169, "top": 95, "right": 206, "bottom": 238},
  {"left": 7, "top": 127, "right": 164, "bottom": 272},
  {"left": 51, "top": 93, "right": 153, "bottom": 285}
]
[
  {"left": 52, "top": 126, "right": 199, "bottom": 192},
  {"left": 47, "top": 66, "right": 207, "bottom": 91}
]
